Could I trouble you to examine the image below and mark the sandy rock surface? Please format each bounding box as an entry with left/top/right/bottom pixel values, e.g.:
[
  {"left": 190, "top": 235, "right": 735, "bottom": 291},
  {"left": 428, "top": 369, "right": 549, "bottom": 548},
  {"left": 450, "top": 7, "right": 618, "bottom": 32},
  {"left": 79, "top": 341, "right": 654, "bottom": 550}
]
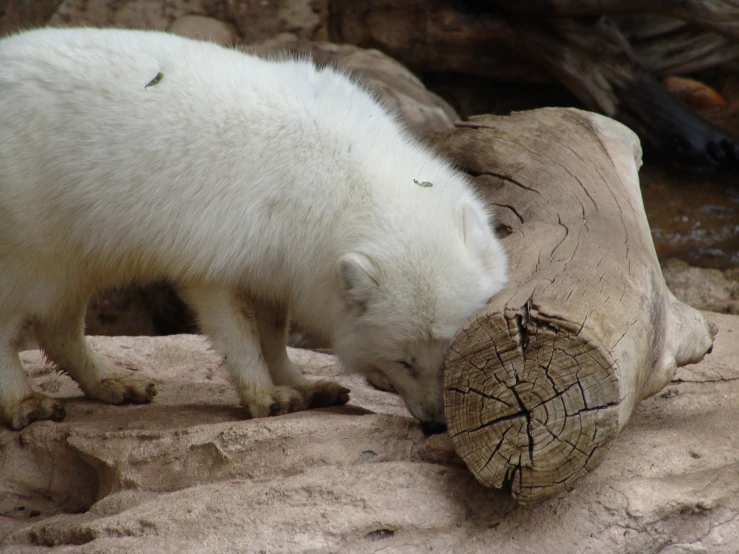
[{"left": 1, "top": 312, "right": 738, "bottom": 553}]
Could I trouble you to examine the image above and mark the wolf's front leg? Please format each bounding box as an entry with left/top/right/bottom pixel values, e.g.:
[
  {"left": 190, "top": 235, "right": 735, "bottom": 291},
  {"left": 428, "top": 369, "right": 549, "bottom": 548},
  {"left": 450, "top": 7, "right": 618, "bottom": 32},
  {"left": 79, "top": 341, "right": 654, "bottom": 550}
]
[
  {"left": 252, "top": 299, "right": 350, "bottom": 410},
  {"left": 179, "top": 284, "right": 305, "bottom": 417}
]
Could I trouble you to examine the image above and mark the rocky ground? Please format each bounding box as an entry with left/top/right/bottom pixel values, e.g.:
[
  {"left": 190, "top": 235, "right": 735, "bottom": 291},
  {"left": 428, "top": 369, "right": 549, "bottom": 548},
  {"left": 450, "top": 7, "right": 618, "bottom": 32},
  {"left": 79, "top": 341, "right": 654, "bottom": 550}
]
[{"left": 1, "top": 311, "right": 738, "bottom": 553}]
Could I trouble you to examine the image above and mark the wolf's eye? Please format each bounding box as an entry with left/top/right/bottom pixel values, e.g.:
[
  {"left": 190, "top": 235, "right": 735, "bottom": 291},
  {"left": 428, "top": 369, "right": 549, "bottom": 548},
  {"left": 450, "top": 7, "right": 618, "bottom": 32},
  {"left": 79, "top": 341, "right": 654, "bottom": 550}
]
[{"left": 395, "top": 360, "right": 417, "bottom": 377}]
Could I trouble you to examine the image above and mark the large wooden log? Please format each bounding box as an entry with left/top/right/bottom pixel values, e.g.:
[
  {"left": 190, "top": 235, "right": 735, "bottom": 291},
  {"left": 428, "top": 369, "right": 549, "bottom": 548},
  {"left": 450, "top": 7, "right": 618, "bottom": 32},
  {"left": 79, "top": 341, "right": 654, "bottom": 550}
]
[{"left": 435, "top": 108, "right": 717, "bottom": 503}]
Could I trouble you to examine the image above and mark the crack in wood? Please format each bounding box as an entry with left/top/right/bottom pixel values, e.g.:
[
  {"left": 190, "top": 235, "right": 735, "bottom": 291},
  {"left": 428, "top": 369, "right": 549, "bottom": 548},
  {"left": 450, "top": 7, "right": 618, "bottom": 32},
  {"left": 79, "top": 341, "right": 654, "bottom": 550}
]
[
  {"left": 480, "top": 426, "right": 513, "bottom": 474},
  {"left": 452, "top": 408, "right": 527, "bottom": 437},
  {"left": 515, "top": 303, "right": 532, "bottom": 353},
  {"left": 467, "top": 169, "right": 545, "bottom": 198},
  {"left": 550, "top": 215, "right": 570, "bottom": 260},
  {"left": 490, "top": 203, "right": 525, "bottom": 224},
  {"left": 447, "top": 385, "right": 516, "bottom": 407},
  {"left": 510, "top": 385, "right": 535, "bottom": 467}
]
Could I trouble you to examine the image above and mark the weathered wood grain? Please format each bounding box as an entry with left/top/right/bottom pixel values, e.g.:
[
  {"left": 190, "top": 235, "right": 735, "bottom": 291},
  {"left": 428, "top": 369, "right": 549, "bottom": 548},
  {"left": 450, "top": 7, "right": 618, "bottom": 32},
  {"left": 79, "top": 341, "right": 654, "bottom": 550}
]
[{"left": 435, "top": 108, "right": 717, "bottom": 503}]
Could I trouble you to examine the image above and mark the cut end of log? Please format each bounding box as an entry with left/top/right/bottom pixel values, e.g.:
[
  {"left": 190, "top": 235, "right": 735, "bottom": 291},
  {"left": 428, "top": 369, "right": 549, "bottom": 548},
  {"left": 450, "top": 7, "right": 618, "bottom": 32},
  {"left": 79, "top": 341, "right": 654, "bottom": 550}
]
[{"left": 445, "top": 306, "right": 622, "bottom": 504}]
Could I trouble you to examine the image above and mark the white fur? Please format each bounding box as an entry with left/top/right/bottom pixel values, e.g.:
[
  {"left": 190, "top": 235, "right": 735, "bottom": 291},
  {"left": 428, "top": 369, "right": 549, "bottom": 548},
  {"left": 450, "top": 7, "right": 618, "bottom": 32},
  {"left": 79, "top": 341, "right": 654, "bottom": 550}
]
[{"left": 0, "top": 28, "right": 507, "bottom": 428}]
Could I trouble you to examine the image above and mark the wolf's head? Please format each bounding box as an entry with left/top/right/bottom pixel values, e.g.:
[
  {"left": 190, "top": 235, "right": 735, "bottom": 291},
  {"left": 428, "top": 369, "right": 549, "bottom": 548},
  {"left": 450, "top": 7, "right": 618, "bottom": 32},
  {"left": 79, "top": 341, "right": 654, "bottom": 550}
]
[{"left": 333, "top": 199, "right": 507, "bottom": 432}]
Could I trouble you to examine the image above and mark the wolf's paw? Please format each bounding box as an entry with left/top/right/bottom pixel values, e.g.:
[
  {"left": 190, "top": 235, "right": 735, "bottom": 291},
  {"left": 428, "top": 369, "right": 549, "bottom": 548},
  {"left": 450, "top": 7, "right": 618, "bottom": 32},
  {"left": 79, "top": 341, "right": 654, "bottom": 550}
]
[
  {"left": 86, "top": 375, "right": 158, "bottom": 405},
  {"left": 301, "top": 380, "right": 351, "bottom": 409},
  {"left": 2, "top": 393, "right": 66, "bottom": 430},
  {"left": 245, "top": 385, "right": 306, "bottom": 418}
]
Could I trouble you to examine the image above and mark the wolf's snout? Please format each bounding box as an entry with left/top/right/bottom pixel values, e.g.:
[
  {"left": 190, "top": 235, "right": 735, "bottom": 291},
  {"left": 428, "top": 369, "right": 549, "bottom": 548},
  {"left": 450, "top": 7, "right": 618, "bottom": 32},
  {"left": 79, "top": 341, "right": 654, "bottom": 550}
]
[{"left": 421, "top": 421, "right": 447, "bottom": 436}]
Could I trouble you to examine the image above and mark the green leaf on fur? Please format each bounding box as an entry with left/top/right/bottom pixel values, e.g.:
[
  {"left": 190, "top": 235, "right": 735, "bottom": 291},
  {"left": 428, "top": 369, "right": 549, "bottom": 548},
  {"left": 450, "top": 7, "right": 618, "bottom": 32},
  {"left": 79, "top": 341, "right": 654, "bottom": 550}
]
[
  {"left": 413, "top": 179, "right": 433, "bottom": 188},
  {"left": 145, "top": 72, "right": 164, "bottom": 89}
]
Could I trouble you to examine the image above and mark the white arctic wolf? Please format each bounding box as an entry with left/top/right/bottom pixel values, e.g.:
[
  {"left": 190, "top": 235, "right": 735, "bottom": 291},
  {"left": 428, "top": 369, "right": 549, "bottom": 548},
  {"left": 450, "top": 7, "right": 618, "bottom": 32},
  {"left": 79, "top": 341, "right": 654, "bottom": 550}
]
[{"left": 0, "top": 28, "right": 507, "bottom": 432}]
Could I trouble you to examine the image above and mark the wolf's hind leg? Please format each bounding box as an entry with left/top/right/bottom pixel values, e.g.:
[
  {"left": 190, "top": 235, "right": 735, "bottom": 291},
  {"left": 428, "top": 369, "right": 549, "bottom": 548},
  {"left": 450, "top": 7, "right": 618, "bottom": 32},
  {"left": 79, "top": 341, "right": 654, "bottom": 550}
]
[
  {"left": 34, "top": 302, "right": 157, "bottom": 405},
  {"left": 253, "top": 300, "right": 350, "bottom": 409},
  {"left": 0, "top": 315, "right": 65, "bottom": 429}
]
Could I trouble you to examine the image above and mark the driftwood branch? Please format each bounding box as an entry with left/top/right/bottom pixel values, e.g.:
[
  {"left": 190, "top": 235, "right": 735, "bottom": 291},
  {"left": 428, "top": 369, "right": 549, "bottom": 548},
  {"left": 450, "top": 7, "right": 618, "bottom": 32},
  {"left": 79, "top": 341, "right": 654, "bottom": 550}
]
[
  {"left": 514, "top": 17, "right": 739, "bottom": 171},
  {"left": 488, "top": 0, "right": 739, "bottom": 43},
  {"left": 435, "top": 108, "right": 716, "bottom": 503},
  {"left": 622, "top": 17, "right": 739, "bottom": 76}
]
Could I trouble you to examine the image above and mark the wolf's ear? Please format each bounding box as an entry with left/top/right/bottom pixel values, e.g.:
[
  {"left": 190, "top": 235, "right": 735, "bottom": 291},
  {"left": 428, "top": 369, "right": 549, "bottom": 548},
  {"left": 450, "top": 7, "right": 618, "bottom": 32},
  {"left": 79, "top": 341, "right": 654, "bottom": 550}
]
[
  {"left": 337, "top": 252, "right": 380, "bottom": 309},
  {"left": 461, "top": 203, "right": 509, "bottom": 283},
  {"left": 461, "top": 203, "right": 491, "bottom": 253}
]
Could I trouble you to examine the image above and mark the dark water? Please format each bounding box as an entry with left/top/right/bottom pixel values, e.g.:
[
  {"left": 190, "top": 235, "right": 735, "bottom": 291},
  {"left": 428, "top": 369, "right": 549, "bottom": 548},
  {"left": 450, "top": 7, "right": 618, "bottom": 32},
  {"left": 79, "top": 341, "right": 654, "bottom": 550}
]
[{"left": 641, "top": 165, "right": 739, "bottom": 269}]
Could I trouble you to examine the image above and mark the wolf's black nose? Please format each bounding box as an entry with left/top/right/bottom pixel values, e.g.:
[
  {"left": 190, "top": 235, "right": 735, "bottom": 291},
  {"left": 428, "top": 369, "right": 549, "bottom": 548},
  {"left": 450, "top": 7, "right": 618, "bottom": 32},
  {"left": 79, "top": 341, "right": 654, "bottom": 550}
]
[{"left": 421, "top": 421, "right": 447, "bottom": 436}]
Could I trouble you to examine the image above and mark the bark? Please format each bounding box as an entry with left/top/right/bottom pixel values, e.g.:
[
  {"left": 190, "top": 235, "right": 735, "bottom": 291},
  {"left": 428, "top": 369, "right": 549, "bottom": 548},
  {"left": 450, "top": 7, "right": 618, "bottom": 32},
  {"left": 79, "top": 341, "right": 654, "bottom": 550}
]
[{"left": 434, "top": 108, "right": 717, "bottom": 503}]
